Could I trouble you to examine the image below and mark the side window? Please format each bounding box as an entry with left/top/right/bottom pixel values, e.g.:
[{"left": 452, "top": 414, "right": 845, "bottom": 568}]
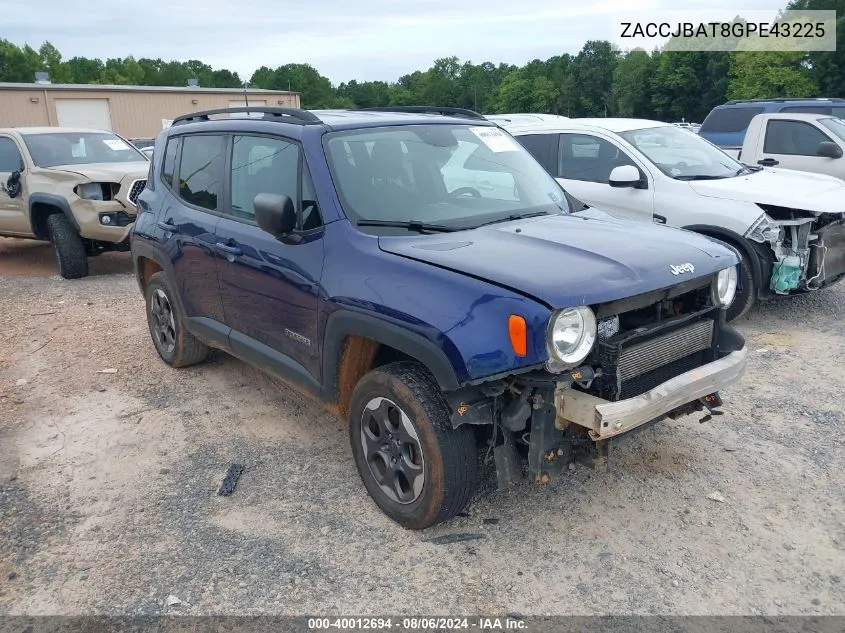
[
  {"left": 0, "top": 137, "right": 23, "bottom": 173},
  {"left": 764, "top": 120, "right": 833, "bottom": 156},
  {"left": 178, "top": 135, "right": 224, "bottom": 211},
  {"left": 515, "top": 134, "right": 552, "bottom": 171},
  {"left": 558, "top": 133, "right": 636, "bottom": 183},
  {"left": 700, "top": 106, "right": 765, "bottom": 134},
  {"left": 229, "top": 135, "right": 322, "bottom": 230},
  {"left": 230, "top": 135, "right": 298, "bottom": 221},
  {"left": 780, "top": 105, "right": 832, "bottom": 115},
  {"left": 161, "top": 138, "right": 178, "bottom": 188}
]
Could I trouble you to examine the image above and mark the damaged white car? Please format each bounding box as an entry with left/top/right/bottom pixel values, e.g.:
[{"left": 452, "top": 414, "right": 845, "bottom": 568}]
[{"left": 497, "top": 117, "right": 845, "bottom": 320}]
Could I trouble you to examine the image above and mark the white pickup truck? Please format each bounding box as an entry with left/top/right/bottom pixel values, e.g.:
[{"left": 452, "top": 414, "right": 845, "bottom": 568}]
[{"left": 726, "top": 113, "right": 845, "bottom": 180}]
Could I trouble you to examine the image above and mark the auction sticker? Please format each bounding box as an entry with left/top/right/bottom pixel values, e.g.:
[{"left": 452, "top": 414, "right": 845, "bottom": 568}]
[
  {"left": 469, "top": 127, "right": 520, "bottom": 152},
  {"left": 104, "top": 138, "right": 131, "bottom": 151}
]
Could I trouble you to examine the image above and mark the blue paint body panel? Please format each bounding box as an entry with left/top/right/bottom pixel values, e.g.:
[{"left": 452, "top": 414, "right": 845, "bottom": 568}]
[{"left": 131, "top": 110, "right": 739, "bottom": 396}]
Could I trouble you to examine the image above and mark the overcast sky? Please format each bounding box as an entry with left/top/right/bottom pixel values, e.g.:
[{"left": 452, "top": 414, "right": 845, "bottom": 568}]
[{"left": 3, "top": 0, "right": 786, "bottom": 84}]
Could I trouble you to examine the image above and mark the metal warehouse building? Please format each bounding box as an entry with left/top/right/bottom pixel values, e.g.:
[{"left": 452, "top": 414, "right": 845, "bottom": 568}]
[{"left": 0, "top": 81, "right": 301, "bottom": 139}]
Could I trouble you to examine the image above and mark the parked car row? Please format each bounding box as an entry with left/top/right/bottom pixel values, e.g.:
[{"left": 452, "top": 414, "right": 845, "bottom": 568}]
[
  {"left": 0, "top": 102, "right": 839, "bottom": 530},
  {"left": 492, "top": 114, "right": 845, "bottom": 320}
]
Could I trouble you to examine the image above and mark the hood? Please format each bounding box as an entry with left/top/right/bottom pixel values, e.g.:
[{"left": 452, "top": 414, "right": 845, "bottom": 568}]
[
  {"left": 47, "top": 162, "right": 150, "bottom": 183},
  {"left": 687, "top": 168, "right": 845, "bottom": 215},
  {"left": 378, "top": 210, "right": 737, "bottom": 308}
]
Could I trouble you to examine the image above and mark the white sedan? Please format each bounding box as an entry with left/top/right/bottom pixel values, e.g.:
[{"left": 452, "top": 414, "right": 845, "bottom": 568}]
[{"left": 496, "top": 116, "right": 845, "bottom": 320}]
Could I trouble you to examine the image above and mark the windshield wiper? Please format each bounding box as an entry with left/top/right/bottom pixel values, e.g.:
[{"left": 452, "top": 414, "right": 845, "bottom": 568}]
[
  {"left": 356, "top": 219, "right": 458, "bottom": 233},
  {"left": 473, "top": 210, "right": 550, "bottom": 228},
  {"left": 674, "top": 174, "right": 730, "bottom": 181},
  {"left": 736, "top": 164, "right": 762, "bottom": 175}
]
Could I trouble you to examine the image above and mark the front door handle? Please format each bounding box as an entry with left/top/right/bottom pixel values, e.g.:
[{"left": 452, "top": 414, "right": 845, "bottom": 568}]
[
  {"left": 215, "top": 242, "right": 243, "bottom": 257},
  {"left": 157, "top": 220, "right": 181, "bottom": 234},
  {"left": 757, "top": 158, "right": 779, "bottom": 166}
]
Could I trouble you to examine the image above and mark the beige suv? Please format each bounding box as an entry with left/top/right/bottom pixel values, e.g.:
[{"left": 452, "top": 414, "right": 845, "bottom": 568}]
[{"left": 0, "top": 127, "right": 150, "bottom": 278}]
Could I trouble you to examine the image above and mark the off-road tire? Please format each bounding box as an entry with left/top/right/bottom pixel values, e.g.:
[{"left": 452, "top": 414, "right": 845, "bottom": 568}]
[
  {"left": 46, "top": 213, "right": 88, "bottom": 279},
  {"left": 726, "top": 252, "right": 755, "bottom": 322},
  {"left": 348, "top": 361, "right": 478, "bottom": 529},
  {"left": 145, "top": 272, "right": 209, "bottom": 367}
]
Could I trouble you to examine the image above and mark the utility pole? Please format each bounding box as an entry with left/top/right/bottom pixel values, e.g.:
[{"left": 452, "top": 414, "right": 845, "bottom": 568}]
[{"left": 243, "top": 81, "right": 249, "bottom": 107}]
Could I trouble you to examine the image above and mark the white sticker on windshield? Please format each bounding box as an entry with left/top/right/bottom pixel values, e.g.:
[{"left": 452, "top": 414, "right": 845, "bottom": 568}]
[
  {"left": 104, "top": 138, "right": 130, "bottom": 151},
  {"left": 469, "top": 127, "right": 520, "bottom": 152}
]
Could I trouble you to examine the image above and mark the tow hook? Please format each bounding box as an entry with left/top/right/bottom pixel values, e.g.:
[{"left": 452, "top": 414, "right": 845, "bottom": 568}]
[{"left": 698, "top": 392, "right": 724, "bottom": 424}]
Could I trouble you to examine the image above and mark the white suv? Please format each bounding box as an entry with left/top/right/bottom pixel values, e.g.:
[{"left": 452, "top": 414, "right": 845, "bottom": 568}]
[{"left": 496, "top": 116, "right": 845, "bottom": 320}]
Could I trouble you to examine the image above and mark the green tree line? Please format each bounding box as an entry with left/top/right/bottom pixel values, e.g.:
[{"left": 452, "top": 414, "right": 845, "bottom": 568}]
[{"left": 1, "top": 0, "right": 841, "bottom": 122}]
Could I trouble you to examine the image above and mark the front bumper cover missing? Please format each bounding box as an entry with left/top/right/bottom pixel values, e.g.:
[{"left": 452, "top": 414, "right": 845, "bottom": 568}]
[{"left": 554, "top": 346, "right": 748, "bottom": 439}]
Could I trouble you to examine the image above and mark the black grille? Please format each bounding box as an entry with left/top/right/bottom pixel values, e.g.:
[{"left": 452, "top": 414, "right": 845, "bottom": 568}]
[
  {"left": 619, "top": 351, "right": 706, "bottom": 399},
  {"left": 593, "top": 316, "right": 717, "bottom": 401},
  {"left": 617, "top": 319, "right": 713, "bottom": 380},
  {"left": 127, "top": 179, "right": 146, "bottom": 204}
]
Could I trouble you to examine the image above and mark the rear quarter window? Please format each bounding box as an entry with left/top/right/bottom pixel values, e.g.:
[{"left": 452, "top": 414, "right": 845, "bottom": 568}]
[
  {"left": 779, "top": 105, "right": 832, "bottom": 115},
  {"left": 700, "top": 107, "right": 765, "bottom": 134},
  {"left": 161, "top": 138, "right": 178, "bottom": 188}
]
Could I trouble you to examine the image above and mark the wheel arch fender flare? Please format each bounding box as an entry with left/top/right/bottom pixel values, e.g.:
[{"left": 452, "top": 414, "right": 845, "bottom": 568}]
[
  {"left": 321, "top": 309, "right": 463, "bottom": 403},
  {"left": 28, "top": 193, "right": 79, "bottom": 238},
  {"left": 130, "top": 239, "right": 185, "bottom": 312}
]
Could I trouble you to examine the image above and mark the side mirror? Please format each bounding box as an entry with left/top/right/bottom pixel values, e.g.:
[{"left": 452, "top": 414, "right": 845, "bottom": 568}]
[
  {"left": 816, "top": 141, "right": 843, "bottom": 159},
  {"left": 4, "top": 170, "right": 22, "bottom": 198},
  {"left": 608, "top": 164, "right": 643, "bottom": 188},
  {"left": 254, "top": 193, "right": 296, "bottom": 237}
]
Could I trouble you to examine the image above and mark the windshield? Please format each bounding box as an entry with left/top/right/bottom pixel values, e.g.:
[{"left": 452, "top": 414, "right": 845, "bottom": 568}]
[
  {"left": 819, "top": 117, "right": 845, "bottom": 142},
  {"left": 323, "top": 124, "right": 569, "bottom": 230},
  {"left": 23, "top": 132, "right": 146, "bottom": 168},
  {"left": 618, "top": 125, "right": 745, "bottom": 180}
]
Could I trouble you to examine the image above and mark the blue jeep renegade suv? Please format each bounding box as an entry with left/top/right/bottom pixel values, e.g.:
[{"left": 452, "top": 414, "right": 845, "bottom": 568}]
[{"left": 131, "top": 106, "right": 747, "bottom": 529}]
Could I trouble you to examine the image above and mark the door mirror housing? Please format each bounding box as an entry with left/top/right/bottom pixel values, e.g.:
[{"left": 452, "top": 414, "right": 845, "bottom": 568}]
[
  {"left": 608, "top": 164, "right": 643, "bottom": 188},
  {"left": 816, "top": 141, "right": 843, "bottom": 159},
  {"left": 254, "top": 193, "right": 296, "bottom": 237},
  {"left": 4, "top": 170, "right": 22, "bottom": 199}
]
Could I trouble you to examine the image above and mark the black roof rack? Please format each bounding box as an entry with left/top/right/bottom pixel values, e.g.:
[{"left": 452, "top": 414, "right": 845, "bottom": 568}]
[
  {"left": 723, "top": 97, "right": 845, "bottom": 105},
  {"left": 357, "top": 106, "right": 486, "bottom": 120},
  {"left": 171, "top": 107, "right": 322, "bottom": 126}
]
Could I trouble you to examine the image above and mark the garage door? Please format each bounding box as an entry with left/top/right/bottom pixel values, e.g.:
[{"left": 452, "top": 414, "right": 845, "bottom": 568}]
[
  {"left": 55, "top": 99, "right": 113, "bottom": 131},
  {"left": 228, "top": 99, "right": 267, "bottom": 117}
]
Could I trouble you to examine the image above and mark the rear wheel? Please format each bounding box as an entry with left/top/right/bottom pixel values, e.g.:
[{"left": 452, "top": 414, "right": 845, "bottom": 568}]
[
  {"left": 46, "top": 213, "right": 88, "bottom": 279},
  {"left": 726, "top": 252, "right": 755, "bottom": 321},
  {"left": 349, "top": 361, "right": 478, "bottom": 529},
  {"left": 145, "top": 272, "right": 209, "bottom": 367}
]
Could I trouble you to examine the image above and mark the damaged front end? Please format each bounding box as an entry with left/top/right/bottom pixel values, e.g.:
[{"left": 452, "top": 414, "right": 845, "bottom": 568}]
[
  {"left": 445, "top": 275, "right": 747, "bottom": 487},
  {"left": 747, "top": 205, "right": 845, "bottom": 294}
]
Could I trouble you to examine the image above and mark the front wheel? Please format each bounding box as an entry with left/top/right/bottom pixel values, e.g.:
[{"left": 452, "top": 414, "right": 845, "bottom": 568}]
[
  {"left": 348, "top": 362, "right": 478, "bottom": 529},
  {"left": 46, "top": 213, "right": 88, "bottom": 279},
  {"left": 726, "top": 252, "right": 755, "bottom": 321}
]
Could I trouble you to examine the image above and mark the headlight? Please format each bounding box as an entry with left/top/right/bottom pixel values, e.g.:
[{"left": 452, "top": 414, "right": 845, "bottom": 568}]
[
  {"left": 715, "top": 266, "right": 738, "bottom": 307},
  {"left": 546, "top": 306, "right": 597, "bottom": 371},
  {"left": 744, "top": 213, "right": 781, "bottom": 243},
  {"left": 75, "top": 182, "right": 117, "bottom": 201}
]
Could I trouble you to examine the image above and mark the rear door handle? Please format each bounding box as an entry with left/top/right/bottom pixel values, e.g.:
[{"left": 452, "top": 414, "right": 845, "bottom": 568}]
[
  {"left": 157, "top": 220, "right": 181, "bottom": 234},
  {"left": 757, "top": 158, "right": 779, "bottom": 166},
  {"left": 215, "top": 242, "right": 243, "bottom": 257}
]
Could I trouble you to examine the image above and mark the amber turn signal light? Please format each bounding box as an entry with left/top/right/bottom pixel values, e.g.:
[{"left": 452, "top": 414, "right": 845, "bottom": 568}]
[{"left": 508, "top": 314, "right": 527, "bottom": 356}]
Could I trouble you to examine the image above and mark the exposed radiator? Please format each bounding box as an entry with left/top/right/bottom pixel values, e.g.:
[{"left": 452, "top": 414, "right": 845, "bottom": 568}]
[{"left": 617, "top": 319, "right": 715, "bottom": 381}]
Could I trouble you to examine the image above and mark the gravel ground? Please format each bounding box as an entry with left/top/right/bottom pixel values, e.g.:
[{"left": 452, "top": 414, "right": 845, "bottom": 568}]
[{"left": 0, "top": 237, "right": 844, "bottom": 617}]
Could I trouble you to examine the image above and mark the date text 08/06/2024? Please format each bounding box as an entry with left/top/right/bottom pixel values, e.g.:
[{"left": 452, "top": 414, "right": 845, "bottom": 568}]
[{"left": 307, "top": 617, "right": 528, "bottom": 630}]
